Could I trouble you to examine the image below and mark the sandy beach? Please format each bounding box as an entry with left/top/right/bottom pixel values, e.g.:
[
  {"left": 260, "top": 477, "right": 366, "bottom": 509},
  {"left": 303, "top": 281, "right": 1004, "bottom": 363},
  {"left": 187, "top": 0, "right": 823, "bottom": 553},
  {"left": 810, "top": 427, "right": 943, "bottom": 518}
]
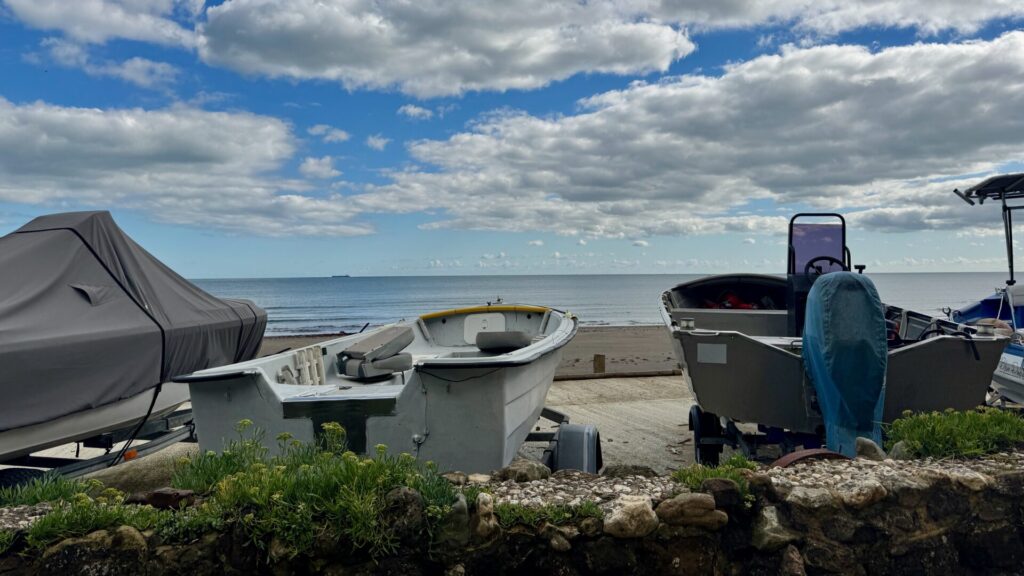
[{"left": 259, "top": 324, "right": 678, "bottom": 379}]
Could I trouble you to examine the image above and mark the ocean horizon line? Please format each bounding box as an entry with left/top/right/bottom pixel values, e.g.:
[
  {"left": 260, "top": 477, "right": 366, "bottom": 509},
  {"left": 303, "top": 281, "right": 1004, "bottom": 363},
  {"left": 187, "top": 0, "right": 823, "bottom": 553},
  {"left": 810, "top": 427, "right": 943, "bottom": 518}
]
[{"left": 191, "top": 270, "right": 1012, "bottom": 281}]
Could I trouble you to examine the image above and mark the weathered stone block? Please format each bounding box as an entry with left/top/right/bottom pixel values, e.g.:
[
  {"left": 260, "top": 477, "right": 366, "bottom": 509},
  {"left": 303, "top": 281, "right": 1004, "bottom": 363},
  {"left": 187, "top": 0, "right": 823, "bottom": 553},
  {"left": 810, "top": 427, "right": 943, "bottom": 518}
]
[
  {"left": 751, "top": 506, "right": 799, "bottom": 552},
  {"left": 494, "top": 459, "right": 551, "bottom": 482},
  {"left": 604, "top": 495, "right": 659, "bottom": 538},
  {"left": 701, "top": 478, "right": 743, "bottom": 510}
]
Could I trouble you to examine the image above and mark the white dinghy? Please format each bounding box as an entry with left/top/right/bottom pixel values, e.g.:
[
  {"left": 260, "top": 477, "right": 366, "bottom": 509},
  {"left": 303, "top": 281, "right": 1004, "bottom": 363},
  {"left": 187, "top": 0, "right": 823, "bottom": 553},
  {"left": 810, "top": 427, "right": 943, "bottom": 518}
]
[{"left": 178, "top": 305, "right": 593, "bottom": 473}]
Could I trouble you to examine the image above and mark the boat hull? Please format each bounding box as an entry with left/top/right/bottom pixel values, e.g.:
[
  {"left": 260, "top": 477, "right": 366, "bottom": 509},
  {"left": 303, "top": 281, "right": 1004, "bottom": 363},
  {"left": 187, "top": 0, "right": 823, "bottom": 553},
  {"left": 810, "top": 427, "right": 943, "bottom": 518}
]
[
  {"left": 992, "top": 342, "right": 1024, "bottom": 404},
  {"left": 0, "top": 383, "right": 189, "bottom": 462},
  {"left": 663, "top": 275, "right": 1006, "bottom": 432}
]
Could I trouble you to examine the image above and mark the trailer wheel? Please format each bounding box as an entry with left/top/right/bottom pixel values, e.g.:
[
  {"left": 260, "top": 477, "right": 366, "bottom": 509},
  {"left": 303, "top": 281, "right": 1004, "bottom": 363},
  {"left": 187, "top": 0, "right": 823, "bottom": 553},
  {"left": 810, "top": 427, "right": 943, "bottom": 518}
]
[
  {"left": 0, "top": 467, "right": 45, "bottom": 488},
  {"left": 546, "top": 423, "right": 603, "bottom": 473},
  {"left": 689, "top": 405, "right": 722, "bottom": 466}
]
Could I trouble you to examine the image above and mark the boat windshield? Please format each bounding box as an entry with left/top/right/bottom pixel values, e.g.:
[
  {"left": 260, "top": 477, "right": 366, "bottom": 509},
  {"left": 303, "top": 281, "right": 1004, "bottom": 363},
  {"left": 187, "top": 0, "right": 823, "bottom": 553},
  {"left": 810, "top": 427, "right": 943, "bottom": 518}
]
[{"left": 791, "top": 223, "right": 845, "bottom": 275}]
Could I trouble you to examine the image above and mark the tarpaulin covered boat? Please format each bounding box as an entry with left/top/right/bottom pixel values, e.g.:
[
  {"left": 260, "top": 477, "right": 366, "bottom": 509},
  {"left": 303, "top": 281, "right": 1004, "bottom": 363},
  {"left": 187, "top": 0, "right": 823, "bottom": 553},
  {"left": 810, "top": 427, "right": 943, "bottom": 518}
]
[{"left": 0, "top": 211, "right": 266, "bottom": 460}]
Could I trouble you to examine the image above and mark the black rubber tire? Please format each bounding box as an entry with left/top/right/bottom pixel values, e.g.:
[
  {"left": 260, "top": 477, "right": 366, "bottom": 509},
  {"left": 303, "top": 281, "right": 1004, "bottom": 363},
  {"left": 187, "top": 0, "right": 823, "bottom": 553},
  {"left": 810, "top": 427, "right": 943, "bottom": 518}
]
[
  {"left": 690, "top": 405, "right": 722, "bottom": 466},
  {"left": 0, "top": 467, "right": 46, "bottom": 489}
]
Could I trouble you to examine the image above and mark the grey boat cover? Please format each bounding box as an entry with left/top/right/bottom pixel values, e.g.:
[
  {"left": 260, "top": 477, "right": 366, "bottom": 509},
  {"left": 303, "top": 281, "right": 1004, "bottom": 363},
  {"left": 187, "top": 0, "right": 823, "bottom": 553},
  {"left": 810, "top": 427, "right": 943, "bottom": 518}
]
[{"left": 0, "top": 211, "right": 267, "bottom": 432}]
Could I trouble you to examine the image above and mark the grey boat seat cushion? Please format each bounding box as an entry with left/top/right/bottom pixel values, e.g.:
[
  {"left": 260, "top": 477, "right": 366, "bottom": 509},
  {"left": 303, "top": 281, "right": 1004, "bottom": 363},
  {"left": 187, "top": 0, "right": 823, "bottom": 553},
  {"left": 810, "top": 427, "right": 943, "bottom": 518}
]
[
  {"left": 476, "top": 330, "right": 532, "bottom": 354},
  {"left": 338, "top": 325, "right": 415, "bottom": 380}
]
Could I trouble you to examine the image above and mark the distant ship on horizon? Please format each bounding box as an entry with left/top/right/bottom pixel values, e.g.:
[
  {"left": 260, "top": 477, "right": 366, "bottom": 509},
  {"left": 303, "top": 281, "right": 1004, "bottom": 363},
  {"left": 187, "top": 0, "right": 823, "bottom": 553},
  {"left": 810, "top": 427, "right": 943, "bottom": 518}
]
[{"left": 331, "top": 274, "right": 351, "bottom": 278}]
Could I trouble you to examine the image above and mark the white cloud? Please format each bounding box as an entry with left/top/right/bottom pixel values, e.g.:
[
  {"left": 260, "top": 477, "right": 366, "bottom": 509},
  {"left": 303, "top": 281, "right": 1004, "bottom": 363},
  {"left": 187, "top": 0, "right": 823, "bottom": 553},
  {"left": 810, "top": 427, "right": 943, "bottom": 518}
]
[
  {"left": 37, "top": 38, "right": 179, "bottom": 89},
  {"left": 307, "top": 124, "right": 350, "bottom": 143},
  {"left": 299, "top": 156, "right": 341, "bottom": 179},
  {"left": 365, "top": 134, "right": 390, "bottom": 151},
  {"left": 397, "top": 104, "right": 433, "bottom": 120},
  {"left": 5, "top": 0, "right": 199, "bottom": 47},
  {"left": 197, "top": 0, "right": 694, "bottom": 97},
  {"left": 0, "top": 98, "right": 372, "bottom": 236},
  {"left": 480, "top": 251, "right": 507, "bottom": 260},
  {"left": 577, "top": 239, "right": 587, "bottom": 246},
  {"left": 10, "top": 0, "right": 1024, "bottom": 102},
  {"left": 527, "top": 239, "right": 544, "bottom": 247},
  {"left": 649, "top": 0, "right": 1024, "bottom": 37},
  {"left": 426, "top": 258, "right": 462, "bottom": 269},
  {"left": 743, "top": 238, "right": 756, "bottom": 244},
  {"left": 349, "top": 32, "right": 1024, "bottom": 238},
  {"left": 187, "top": 0, "right": 1024, "bottom": 99},
  {"left": 632, "top": 239, "right": 649, "bottom": 247}
]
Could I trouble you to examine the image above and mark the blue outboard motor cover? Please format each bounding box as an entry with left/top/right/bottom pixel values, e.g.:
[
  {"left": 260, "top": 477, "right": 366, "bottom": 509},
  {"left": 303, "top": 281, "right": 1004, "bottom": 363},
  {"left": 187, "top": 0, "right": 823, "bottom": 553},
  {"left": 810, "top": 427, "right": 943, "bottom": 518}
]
[{"left": 802, "top": 272, "right": 887, "bottom": 456}]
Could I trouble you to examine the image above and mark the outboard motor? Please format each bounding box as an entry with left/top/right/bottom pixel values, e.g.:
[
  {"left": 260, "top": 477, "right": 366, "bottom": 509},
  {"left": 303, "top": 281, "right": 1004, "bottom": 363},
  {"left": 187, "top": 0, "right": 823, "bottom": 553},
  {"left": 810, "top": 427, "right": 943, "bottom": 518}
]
[{"left": 802, "top": 272, "right": 887, "bottom": 456}]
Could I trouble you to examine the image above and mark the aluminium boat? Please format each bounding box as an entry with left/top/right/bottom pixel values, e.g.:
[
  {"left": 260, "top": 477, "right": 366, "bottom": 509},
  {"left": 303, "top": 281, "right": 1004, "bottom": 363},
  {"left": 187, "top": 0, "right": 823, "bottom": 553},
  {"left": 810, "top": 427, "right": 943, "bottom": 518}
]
[
  {"left": 660, "top": 213, "right": 1006, "bottom": 462},
  {"left": 178, "top": 304, "right": 581, "bottom": 473}
]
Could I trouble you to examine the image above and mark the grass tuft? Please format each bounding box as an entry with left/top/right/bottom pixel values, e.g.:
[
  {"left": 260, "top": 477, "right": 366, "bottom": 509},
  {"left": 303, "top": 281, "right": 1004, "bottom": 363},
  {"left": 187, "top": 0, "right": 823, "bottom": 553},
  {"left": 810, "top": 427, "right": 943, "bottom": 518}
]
[
  {"left": 0, "top": 475, "right": 98, "bottom": 508},
  {"left": 671, "top": 453, "right": 757, "bottom": 505},
  {"left": 886, "top": 407, "right": 1024, "bottom": 459},
  {"left": 493, "top": 500, "right": 602, "bottom": 529},
  {"left": 0, "top": 531, "right": 13, "bottom": 555},
  {"left": 24, "top": 490, "right": 163, "bottom": 551}
]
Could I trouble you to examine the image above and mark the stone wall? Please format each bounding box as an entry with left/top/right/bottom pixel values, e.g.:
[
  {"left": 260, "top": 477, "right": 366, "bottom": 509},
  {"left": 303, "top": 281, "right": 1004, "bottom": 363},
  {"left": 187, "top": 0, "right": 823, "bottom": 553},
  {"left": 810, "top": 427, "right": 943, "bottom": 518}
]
[{"left": 4, "top": 454, "right": 1024, "bottom": 575}]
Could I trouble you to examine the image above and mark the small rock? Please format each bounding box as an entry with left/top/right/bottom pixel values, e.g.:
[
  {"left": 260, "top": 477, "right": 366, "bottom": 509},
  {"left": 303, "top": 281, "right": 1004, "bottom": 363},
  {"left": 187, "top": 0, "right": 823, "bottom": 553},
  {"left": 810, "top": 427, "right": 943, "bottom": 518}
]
[
  {"left": 442, "top": 471, "right": 468, "bottom": 486},
  {"left": 549, "top": 533, "right": 571, "bottom": 552},
  {"left": 752, "top": 506, "right": 800, "bottom": 551},
  {"left": 601, "top": 464, "right": 659, "bottom": 478},
  {"left": 889, "top": 441, "right": 912, "bottom": 460},
  {"left": 495, "top": 459, "right": 551, "bottom": 483},
  {"left": 855, "top": 437, "right": 887, "bottom": 461},
  {"left": 780, "top": 544, "right": 808, "bottom": 576},
  {"left": 654, "top": 493, "right": 727, "bottom": 530},
  {"left": 40, "top": 526, "right": 148, "bottom": 575},
  {"left": 470, "top": 492, "right": 500, "bottom": 542},
  {"left": 436, "top": 494, "right": 470, "bottom": 548},
  {"left": 445, "top": 564, "right": 466, "bottom": 576},
  {"left": 384, "top": 486, "right": 425, "bottom": 544},
  {"left": 579, "top": 516, "right": 603, "bottom": 537},
  {"left": 603, "top": 495, "right": 659, "bottom": 538},
  {"left": 838, "top": 480, "right": 887, "bottom": 509},
  {"left": 467, "top": 473, "right": 491, "bottom": 484},
  {"left": 701, "top": 477, "right": 743, "bottom": 510},
  {"left": 785, "top": 486, "right": 834, "bottom": 509},
  {"left": 655, "top": 493, "right": 714, "bottom": 522},
  {"left": 948, "top": 470, "right": 992, "bottom": 491},
  {"left": 268, "top": 536, "right": 292, "bottom": 562},
  {"left": 136, "top": 487, "right": 195, "bottom": 510}
]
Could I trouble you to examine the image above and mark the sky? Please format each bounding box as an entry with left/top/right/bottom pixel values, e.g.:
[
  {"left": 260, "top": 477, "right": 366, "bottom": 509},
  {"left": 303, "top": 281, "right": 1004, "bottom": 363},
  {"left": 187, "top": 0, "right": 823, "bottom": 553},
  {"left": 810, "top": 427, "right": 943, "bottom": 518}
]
[{"left": 0, "top": 1, "right": 1023, "bottom": 278}]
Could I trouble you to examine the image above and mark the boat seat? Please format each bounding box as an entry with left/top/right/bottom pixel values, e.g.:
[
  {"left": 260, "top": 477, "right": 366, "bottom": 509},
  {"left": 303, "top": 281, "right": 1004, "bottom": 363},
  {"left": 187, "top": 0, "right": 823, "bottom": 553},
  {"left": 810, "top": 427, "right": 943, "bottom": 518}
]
[
  {"left": 476, "top": 330, "right": 532, "bottom": 353},
  {"left": 338, "top": 326, "right": 415, "bottom": 380}
]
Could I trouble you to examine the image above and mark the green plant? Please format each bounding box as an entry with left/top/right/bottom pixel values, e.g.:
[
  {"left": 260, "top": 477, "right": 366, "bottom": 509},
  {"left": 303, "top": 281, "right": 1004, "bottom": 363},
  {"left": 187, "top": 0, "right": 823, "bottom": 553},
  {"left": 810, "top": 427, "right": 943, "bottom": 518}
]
[
  {"left": 493, "top": 500, "right": 603, "bottom": 529},
  {"left": 170, "top": 420, "right": 271, "bottom": 493},
  {"left": 0, "top": 530, "right": 14, "bottom": 555},
  {"left": 172, "top": 421, "right": 459, "bottom": 558},
  {"left": 460, "top": 485, "right": 491, "bottom": 509},
  {"left": 24, "top": 491, "right": 164, "bottom": 551},
  {"left": 154, "top": 500, "right": 226, "bottom": 543},
  {"left": 10, "top": 420, "right": 464, "bottom": 559},
  {"left": 0, "top": 474, "right": 99, "bottom": 507},
  {"left": 886, "top": 407, "right": 1024, "bottom": 458},
  {"left": 672, "top": 453, "right": 757, "bottom": 505}
]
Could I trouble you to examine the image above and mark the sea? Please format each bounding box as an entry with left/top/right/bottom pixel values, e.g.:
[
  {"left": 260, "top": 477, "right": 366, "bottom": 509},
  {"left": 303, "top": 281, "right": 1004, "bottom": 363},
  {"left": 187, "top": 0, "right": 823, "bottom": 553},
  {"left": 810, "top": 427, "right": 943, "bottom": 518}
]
[{"left": 193, "top": 273, "right": 1013, "bottom": 336}]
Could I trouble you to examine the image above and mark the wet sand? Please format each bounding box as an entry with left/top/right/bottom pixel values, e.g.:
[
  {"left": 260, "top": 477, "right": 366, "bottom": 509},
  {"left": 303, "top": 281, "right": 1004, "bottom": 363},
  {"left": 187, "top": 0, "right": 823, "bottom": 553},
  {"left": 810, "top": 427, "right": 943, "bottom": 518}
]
[{"left": 259, "top": 325, "right": 679, "bottom": 378}]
